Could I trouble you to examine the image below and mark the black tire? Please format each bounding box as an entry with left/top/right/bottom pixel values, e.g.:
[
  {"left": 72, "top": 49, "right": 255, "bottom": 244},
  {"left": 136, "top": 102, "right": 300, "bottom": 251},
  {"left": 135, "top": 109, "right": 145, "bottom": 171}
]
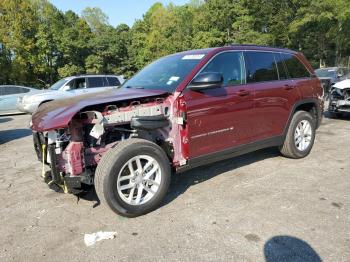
[
  {"left": 280, "top": 110, "right": 316, "bottom": 159},
  {"left": 95, "top": 138, "right": 171, "bottom": 217}
]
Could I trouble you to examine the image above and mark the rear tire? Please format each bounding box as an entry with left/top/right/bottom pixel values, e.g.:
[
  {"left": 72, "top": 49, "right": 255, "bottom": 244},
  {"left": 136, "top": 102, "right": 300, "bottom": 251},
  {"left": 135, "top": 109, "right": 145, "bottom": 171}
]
[
  {"left": 95, "top": 138, "right": 171, "bottom": 217},
  {"left": 280, "top": 111, "right": 316, "bottom": 159}
]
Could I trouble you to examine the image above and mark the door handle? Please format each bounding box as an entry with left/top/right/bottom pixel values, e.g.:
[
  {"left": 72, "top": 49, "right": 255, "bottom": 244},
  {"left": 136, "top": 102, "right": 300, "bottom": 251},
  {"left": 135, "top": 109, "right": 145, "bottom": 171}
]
[
  {"left": 284, "top": 84, "right": 295, "bottom": 90},
  {"left": 238, "top": 90, "right": 250, "bottom": 96}
]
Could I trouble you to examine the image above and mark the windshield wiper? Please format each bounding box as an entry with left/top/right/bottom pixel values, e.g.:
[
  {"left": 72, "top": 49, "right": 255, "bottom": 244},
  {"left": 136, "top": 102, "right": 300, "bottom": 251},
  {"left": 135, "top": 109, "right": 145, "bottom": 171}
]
[{"left": 125, "top": 86, "right": 144, "bottom": 89}]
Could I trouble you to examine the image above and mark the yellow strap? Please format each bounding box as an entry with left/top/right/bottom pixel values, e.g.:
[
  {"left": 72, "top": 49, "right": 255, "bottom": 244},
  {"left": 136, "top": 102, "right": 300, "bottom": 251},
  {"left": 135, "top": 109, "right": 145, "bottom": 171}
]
[{"left": 41, "top": 144, "right": 46, "bottom": 178}]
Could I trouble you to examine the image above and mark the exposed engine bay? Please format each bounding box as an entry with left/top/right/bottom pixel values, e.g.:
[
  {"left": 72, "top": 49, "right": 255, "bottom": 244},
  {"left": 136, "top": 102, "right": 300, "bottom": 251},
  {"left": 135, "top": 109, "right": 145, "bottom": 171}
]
[{"left": 32, "top": 94, "right": 187, "bottom": 193}]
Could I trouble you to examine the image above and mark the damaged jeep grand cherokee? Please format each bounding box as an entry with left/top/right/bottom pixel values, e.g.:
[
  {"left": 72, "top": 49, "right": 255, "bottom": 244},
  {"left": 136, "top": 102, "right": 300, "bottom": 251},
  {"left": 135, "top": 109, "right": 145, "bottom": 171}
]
[{"left": 31, "top": 45, "right": 323, "bottom": 217}]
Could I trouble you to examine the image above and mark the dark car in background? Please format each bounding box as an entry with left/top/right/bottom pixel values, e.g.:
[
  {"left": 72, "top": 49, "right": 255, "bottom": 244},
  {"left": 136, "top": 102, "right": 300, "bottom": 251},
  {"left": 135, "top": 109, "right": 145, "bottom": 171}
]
[{"left": 315, "top": 67, "right": 350, "bottom": 97}]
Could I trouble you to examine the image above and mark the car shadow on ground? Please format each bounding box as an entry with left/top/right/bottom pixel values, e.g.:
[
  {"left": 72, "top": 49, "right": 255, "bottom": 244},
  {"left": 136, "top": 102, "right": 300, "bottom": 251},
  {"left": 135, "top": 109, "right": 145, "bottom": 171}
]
[
  {"left": 78, "top": 147, "right": 280, "bottom": 209},
  {"left": 264, "top": 235, "right": 321, "bottom": 262},
  {"left": 0, "top": 129, "right": 32, "bottom": 144},
  {"left": 0, "top": 117, "right": 13, "bottom": 124},
  {"left": 323, "top": 110, "right": 350, "bottom": 120},
  {"left": 162, "top": 147, "right": 280, "bottom": 207}
]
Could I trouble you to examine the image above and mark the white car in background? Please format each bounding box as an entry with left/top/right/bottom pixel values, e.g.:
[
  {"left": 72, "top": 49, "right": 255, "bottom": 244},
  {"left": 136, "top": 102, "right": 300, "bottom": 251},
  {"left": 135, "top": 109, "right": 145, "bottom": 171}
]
[
  {"left": 17, "top": 74, "right": 124, "bottom": 113},
  {"left": 0, "top": 85, "right": 41, "bottom": 115}
]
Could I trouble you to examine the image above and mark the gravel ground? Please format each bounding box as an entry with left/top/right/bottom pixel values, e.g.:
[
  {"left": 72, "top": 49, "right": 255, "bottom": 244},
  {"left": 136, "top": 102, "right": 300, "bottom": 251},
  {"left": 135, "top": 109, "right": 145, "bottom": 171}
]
[{"left": 0, "top": 113, "right": 349, "bottom": 262}]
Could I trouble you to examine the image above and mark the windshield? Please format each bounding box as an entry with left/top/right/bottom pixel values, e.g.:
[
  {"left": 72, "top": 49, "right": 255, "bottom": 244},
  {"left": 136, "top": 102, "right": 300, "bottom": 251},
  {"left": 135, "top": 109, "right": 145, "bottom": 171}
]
[
  {"left": 50, "top": 79, "right": 68, "bottom": 90},
  {"left": 122, "top": 53, "right": 206, "bottom": 92},
  {"left": 315, "top": 69, "right": 336, "bottom": 78}
]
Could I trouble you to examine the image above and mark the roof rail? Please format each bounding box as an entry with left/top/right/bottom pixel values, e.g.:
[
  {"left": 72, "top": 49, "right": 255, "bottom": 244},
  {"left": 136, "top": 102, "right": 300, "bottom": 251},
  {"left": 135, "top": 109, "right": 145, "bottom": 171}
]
[
  {"left": 72, "top": 73, "right": 117, "bottom": 77},
  {"left": 228, "top": 43, "right": 293, "bottom": 51}
]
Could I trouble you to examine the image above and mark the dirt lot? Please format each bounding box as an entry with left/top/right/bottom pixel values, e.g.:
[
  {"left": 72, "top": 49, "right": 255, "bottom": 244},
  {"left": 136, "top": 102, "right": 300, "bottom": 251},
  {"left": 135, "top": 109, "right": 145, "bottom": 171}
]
[{"left": 0, "top": 113, "right": 349, "bottom": 261}]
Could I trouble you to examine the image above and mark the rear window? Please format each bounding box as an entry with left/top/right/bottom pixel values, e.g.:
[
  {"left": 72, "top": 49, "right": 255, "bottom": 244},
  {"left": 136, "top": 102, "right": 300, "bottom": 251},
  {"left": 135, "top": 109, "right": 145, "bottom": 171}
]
[
  {"left": 282, "top": 53, "right": 310, "bottom": 79},
  {"left": 245, "top": 52, "right": 279, "bottom": 83},
  {"left": 107, "top": 77, "right": 120, "bottom": 86},
  {"left": 88, "top": 77, "right": 104, "bottom": 88}
]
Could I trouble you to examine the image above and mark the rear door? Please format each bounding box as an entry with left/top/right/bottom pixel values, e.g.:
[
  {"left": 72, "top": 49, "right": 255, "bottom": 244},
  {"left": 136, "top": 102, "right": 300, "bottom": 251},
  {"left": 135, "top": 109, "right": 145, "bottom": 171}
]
[
  {"left": 183, "top": 51, "right": 255, "bottom": 158},
  {"left": 86, "top": 77, "right": 109, "bottom": 93},
  {"left": 106, "top": 77, "right": 121, "bottom": 89},
  {"left": 282, "top": 53, "right": 316, "bottom": 99},
  {"left": 245, "top": 51, "right": 301, "bottom": 141}
]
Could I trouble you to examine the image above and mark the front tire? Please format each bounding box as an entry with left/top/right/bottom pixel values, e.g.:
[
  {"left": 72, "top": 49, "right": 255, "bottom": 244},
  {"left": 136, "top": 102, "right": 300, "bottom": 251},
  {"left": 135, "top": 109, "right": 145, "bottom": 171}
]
[
  {"left": 95, "top": 139, "right": 171, "bottom": 217},
  {"left": 280, "top": 111, "right": 316, "bottom": 159}
]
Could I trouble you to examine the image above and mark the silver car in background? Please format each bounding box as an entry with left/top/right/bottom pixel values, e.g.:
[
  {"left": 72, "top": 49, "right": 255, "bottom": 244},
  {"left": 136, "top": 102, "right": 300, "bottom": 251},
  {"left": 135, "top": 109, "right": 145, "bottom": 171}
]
[
  {"left": 17, "top": 74, "right": 124, "bottom": 114},
  {"left": 0, "top": 85, "right": 40, "bottom": 115}
]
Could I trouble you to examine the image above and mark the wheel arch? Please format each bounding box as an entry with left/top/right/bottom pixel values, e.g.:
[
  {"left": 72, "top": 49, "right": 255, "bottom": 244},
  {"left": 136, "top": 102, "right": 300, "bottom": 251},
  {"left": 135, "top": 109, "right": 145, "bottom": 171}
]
[
  {"left": 39, "top": 99, "right": 53, "bottom": 107},
  {"left": 283, "top": 98, "right": 322, "bottom": 137}
]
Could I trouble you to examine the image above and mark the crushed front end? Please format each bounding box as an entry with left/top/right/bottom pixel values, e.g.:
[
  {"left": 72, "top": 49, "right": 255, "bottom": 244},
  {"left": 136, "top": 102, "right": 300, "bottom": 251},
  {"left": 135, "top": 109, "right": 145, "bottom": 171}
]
[
  {"left": 329, "top": 87, "right": 350, "bottom": 113},
  {"left": 31, "top": 92, "right": 187, "bottom": 194}
]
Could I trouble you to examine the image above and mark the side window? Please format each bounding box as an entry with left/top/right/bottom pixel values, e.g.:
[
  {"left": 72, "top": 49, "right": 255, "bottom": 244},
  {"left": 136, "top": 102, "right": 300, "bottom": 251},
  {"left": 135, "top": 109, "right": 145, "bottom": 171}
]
[
  {"left": 107, "top": 77, "right": 121, "bottom": 86},
  {"left": 345, "top": 69, "right": 350, "bottom": 78},
  {"left": 0, "top": 86, "right": 4, "bottom": 96},
  {"left": 66, "top": 80, "right": 76, "bottom": 89},
  {"left": 75, "top": 78, "right": 87, "bottom": 89},
  {"left": 282, "top": 53, "right": 310, "bottom": 79},
  {"left": 201, "top": 52, "right": 245, "bottom": 86},
  {"left": 18, "top": 87, "right": 30, "bottom": 93},
  {"left": 2, "top": 86, "right": 24, "bottom": 95},
  {"left": 274, "top": 53, "right": 288, "bottom": 80},
  {"left": 102, "top": 77, "right": 109, "bottom": 87},
  {"left": 338, "top": 68, "right": 346, "bottom": 78},
  {"left": 87, "top": 77, "right": 104, "bottom": 88},
  {"left": 245, "top": 52, "right": 279, "bottom": 83}
]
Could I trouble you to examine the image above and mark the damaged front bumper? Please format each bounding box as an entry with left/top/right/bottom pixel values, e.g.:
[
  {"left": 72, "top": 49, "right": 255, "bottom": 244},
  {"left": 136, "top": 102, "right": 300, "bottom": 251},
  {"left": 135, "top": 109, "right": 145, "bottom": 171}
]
[
  {"left": 329, "top": 99, "right": 350, "bottom": 112},
  {"left": 329, "top": 88, "right": 350, "bottom": 113},
  {"left": 33, "top": 131, "right": 92, "bottom": 194}
]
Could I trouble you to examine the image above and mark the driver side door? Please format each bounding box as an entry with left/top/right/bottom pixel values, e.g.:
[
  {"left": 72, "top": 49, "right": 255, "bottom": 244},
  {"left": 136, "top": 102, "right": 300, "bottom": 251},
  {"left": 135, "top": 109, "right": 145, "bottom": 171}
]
[{"left": 183, "top": 51, "right": 255, "bottom": 158}]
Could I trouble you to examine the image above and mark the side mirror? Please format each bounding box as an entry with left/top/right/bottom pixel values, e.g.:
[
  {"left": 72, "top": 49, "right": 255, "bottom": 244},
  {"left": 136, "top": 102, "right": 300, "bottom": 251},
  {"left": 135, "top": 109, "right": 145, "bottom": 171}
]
[
  {"left": 188, "top": 72, "right": 223, "bottom": 91},
  {"left": 62, "top": 85, "right": 71, "bottom": 91}
]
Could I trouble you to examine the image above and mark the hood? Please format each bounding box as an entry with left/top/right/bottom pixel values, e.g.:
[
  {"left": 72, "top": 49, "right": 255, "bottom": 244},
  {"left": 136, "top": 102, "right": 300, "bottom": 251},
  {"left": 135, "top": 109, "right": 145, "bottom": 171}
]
[
  {"left": 24, "top": 89, "right": 56, "bottom": 100},
  {"left": 333, "top": 79, "right": 350, "bottom": 90},
  {"left": 31, "top": 88, "right": 169, "bottom": 131}
]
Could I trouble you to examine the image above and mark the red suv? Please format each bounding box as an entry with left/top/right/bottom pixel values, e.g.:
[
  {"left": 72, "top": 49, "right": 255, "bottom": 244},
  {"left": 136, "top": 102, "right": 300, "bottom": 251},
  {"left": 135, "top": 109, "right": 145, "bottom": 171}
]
[{"left": 31, "top": 45, "right": 324, "bottom": 217}]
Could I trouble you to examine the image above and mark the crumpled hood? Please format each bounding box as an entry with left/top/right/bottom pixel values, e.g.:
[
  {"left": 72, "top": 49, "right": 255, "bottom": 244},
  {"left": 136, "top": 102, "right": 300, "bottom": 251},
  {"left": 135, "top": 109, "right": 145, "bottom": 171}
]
[
  {"left": 333, "top": 79, "right": 350, "bottom": 90},
  {"left": 31, "top": 88, "right": 169, "bottom": 131}
]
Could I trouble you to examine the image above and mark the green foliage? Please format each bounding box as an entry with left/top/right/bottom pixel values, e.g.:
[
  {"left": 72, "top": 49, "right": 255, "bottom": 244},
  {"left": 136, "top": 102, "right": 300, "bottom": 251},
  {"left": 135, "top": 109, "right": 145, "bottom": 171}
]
[
  {"left": 0, "top": 0, "right": 350, "bottom": 87},
  {"left": 57, "top": 64, "right": 84, "bottom": 78}
]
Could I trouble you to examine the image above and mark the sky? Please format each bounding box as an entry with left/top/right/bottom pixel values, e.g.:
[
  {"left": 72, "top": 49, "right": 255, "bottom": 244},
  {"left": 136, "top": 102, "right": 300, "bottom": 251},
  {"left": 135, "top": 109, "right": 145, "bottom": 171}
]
[{"left": 49, "top": 0, "right": 190, "bottom": 27}]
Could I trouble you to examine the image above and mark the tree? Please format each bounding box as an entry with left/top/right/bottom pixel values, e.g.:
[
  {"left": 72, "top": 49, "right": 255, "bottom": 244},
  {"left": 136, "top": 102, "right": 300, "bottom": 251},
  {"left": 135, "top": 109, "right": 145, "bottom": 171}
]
[
  {"left": 81, "top": 7, "right": 109, "bottom": 33},
  {"left": 0, "top": 0, "right": 38, "bottom": 84},
  {"left": 1, "top": 0, "right": 350, "bottom": 87}
]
